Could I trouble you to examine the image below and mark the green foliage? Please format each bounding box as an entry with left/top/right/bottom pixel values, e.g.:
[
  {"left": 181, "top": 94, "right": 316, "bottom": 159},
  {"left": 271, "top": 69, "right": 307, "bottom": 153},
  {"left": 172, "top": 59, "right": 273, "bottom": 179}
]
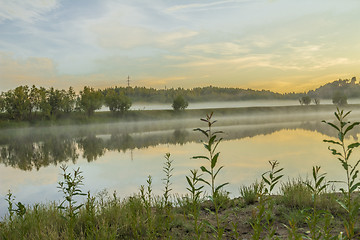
[
  {"left": 323, "top": 108, "right": 360, "bottom": 239},
  {"left": 57, "top": 165, "right": 86, "bottom": 220},
  {"left": 3, "top": 85, "right": 32, "bottom": 120},
  {"left": 304, "top": 166, "right": 330, "bottom": 240},
  {"left": 140, "top": 175, "right": 156, "bottom": 239},
  {"left": 104, "top": 88, "right": 132, "bottom": 113},
  {"left": 162, "top": 153, "right": 174, "bottom": 238},
  {"left": 239, "top": 181, "right": 261, "bottom": 205},
  {"left": 78, "top": 86, "right": 103, "bottom": 116},
  {"left": 0, "top": 94, "right": 5, "bottom": 113},
  {"left": 193, "top": 112, "right": 228, "bottom": 239},
  {"left": 185, "top": 169, "right": 204, "bottom": 239},
  {"left": 280, "top": 178, "right": 312, "bottom": 209},
  {"left": 172, "top": 95, "right": 188, "bottom": 111},
  {"left": 251, "top": 160, "right": 283, "bottom": 240}
]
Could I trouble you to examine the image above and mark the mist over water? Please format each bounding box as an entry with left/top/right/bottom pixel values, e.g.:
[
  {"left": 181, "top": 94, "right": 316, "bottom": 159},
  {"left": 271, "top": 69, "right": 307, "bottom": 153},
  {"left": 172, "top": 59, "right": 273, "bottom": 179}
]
[{"left": 1, "top": 103, "right": 360, "bottom": 218}]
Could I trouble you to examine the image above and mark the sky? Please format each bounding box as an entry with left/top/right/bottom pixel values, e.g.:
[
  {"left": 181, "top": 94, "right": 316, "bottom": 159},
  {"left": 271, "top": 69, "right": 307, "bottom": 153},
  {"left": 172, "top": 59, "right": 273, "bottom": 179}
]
[{"left": 1, "top": 0, "right": 360, "bottom": 93}]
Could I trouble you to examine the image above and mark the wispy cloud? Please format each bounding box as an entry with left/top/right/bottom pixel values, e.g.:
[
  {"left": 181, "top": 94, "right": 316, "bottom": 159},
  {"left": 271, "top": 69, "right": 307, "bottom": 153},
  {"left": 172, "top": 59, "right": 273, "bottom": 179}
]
[
  {"left": 0, "top": 0, "right": 60, "bottom": 23},
  {"left": 184, "top": 42, "right": 250, "bottom": 56},
  {"left": 166, "top": 0, "right": 252, "bottom": 12}
]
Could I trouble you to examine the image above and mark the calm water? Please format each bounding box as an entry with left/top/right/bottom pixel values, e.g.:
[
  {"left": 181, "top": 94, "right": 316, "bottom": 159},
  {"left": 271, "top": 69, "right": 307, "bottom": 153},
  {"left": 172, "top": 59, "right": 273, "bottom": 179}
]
[{"left": 1, "top": 107, "right": 360, "bottom": 218}]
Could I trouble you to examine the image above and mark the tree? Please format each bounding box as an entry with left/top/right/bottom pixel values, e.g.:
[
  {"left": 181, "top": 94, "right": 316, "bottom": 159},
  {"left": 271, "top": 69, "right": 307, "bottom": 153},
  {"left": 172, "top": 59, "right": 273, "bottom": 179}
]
[
  {"left": 61, "top": 87, "right": 76, "bottom": 113},
  {"left": 104, "top": 89, "right": 131, "bottom": 113},
  {"left": 78, "top": 86, "right": 103, "bottom": 116},
  {"left": 0, "top": 94, "right": 5, "bottom": 113},
  {"left": 313, "top": 98, "right": 320, "bottom": 105},
  {"left": 172, "top": 95, "right": 188, "bottom": 111},
  {"left": 38, "top": 87, "right": 51, "bottom": 119},
  {"left": 332, "top": 92, "right": 347, "bottom": 106},
  {"left": 48, "top": 87, "right": 63, "bottom": 117},
  {"left": 299, "top": 96, "right": 311, "bottom": 105},
  {"left": 3, "top": 86, "right": 32, "bottom": 120}
]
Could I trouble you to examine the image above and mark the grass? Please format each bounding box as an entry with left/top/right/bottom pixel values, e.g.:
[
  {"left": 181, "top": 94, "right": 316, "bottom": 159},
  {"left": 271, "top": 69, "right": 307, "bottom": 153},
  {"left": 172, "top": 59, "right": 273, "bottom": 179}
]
[{"left": 2, "top": 109, "right": 360, "bottom": 239}]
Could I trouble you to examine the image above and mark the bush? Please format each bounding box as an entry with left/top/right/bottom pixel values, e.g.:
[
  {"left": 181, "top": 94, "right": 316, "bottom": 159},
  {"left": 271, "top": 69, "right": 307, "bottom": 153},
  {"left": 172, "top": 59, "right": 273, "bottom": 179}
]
[{"left": 172, "top": 95, "right": 188, "bottom": 111}]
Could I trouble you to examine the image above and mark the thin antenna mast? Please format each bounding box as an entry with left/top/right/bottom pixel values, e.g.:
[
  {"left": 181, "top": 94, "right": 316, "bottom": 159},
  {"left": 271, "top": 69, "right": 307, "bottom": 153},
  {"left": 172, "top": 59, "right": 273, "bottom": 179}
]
[{"left": 127, "top": 75, "right": 130, "bottom": 87}]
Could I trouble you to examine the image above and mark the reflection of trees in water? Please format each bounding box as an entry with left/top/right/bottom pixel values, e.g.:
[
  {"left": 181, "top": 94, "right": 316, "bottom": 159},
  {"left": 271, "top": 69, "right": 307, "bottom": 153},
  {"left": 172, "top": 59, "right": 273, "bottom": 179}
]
[
  {"left": 77, "top": 135, "right": 105, "bottom": 162},
  {"left": 0, "top": 135, "right": 78, "bottom": 171},
  {"left": 1, "top": 120, "right": 360, "bottom": 171}
]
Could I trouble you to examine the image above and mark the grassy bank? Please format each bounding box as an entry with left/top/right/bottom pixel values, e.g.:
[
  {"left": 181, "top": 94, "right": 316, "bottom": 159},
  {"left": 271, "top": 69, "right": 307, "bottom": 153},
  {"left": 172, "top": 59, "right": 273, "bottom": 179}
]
[{"left": 0, "top": 162, "right": 356, "bottom": 239}]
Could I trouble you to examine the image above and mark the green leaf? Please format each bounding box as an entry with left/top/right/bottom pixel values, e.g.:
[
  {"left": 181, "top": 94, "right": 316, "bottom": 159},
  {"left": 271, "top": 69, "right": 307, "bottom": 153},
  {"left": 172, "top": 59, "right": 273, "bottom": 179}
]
[
  {"left": 198, "top": 178, "right": 210, "bottom": 186},
  {"left": 203, "top": 143, "right": 211, "bottom": 152},
  {"left": 336, "top": 199, "right": 349, "bottom": 212},
  {"left": 328, "top": 147, "right": 342, "bottom": 157},
  {"left": 192, "top": 155, "right": 210, "bottom": 161},
  {"left": 322, "top": 121, "right": 340, "bottom": 132},
  {"left": 335, "top": 112, "right": 341, "bottom": 122},
  {"left": 209, "top": 135, "right": 216, "bottom": 146},
  {"left": 193, "top": 128, "right": 208, "bottom": 137},
  {"left": 186, "top": 176, "right": 193, "bottom": 188},
  {"left": 350, "top": 182, "right": 360, "bottom": 193},
  {"left": 306, "top": 183, "right": 315, "bottom": 192},
  {"left": 212, "top": 138, "right": 222, "bottom": 154},
  {"left": 344, "top": 122, "right": 360, "bottom": 136},
  {"left": 343, "top": 110, "right": 351, "bottom": 119},
  {"left": 215, "top": 182, "right": 229, "bottom": 193},
  {"left": 323, "top": 139, "right": 342, "bottom": 146},
  {"left": 200, "top": 166, "right": 211, "bottom": 175},
  {"left": 211, "top": 152, "right": 220, "bottom": 169},
  {"left": 262, "top": 175, "right": 271, "bottom": 186},
  {"left": 214, "top": 166, "right": 224, "bottom": 179},
  {"left": 272, "top": 175, "right": 283, "bottom": 184},
  {"left": 348, "top": 142, "right": 360, "bottom": 149},
  {"left": 274, "top": 167, "right": 284, "bottom": 175},
  {"left": 338, "top": 132, "right": 344, "bottom": 142},
  {"left": 350, "top": 160, "right": 360, "bottom": 175}
]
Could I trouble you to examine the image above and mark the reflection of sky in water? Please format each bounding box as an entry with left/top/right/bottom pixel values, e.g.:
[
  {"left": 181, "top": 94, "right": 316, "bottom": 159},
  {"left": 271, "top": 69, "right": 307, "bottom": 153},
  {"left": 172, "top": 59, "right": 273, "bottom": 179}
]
[{"left": 0, "top": 128, "right": 358, "bottom": 218}]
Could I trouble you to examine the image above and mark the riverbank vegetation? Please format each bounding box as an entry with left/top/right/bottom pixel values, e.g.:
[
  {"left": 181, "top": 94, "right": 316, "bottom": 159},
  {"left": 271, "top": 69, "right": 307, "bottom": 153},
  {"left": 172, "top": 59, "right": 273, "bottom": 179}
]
[
  {"left": 1, "top": 109, "right": 360, "bottom": 239},
  {"left": 0, "top": 77, "right": 359, "bottom": 122}
]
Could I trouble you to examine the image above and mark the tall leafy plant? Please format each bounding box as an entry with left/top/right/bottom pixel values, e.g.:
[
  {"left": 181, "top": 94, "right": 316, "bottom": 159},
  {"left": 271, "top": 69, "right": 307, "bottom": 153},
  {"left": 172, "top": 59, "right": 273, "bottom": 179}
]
[
  {"left": 193, "top": 112, "right": 229, "bottom": 239},
  {"left": 323, "top": 108, "right": 360, "bottom": 239}
]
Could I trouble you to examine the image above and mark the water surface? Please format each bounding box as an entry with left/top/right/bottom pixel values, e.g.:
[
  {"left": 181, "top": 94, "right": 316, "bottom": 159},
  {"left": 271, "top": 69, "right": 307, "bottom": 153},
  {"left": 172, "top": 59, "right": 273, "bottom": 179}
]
[{"left": 1, "top": 107, "right": 360, "bottom": 218}]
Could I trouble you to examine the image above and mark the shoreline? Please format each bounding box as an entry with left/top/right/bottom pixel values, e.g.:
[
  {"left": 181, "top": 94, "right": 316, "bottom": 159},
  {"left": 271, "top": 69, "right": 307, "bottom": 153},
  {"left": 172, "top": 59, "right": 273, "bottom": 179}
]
[{"left": 0, "top": 103, "right": 359, "bottom": 130}]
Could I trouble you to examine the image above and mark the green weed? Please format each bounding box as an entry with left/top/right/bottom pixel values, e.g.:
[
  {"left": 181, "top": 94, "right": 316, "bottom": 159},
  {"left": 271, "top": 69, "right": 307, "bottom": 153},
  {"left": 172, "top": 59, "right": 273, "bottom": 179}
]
[
  {"left": 193, "top": 112, "right": 229, "bottom": 239},
  {"left": 323, "top": 108, "right": 360, "bottom": 239}
]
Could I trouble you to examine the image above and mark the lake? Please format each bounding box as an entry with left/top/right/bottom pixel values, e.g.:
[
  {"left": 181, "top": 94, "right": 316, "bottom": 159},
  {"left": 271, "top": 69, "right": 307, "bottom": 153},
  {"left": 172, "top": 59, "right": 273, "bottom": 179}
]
[{"left": 1, "top": 105, "right": 360, "bottom": 218}]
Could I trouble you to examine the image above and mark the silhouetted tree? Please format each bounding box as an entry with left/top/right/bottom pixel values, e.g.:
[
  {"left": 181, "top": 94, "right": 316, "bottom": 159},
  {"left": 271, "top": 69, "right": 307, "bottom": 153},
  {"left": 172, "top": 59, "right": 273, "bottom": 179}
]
[
  {"left": 172, "top": 95, "right": 188, "bottom": 111},
  {"left": 313, "top": 98, "right": 320, "bottom": 105},
  {"left": 332, "top": 92, "right": 348, "bottom": 106},
  {"left": 299, "top": 96, "right": 311, "bottom": 105}
]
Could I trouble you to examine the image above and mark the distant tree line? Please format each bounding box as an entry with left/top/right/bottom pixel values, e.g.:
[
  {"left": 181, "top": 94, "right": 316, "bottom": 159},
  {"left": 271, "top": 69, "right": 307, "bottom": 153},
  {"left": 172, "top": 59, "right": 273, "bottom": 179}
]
[
  {"left": 1, "top": 77, "right": 359, "bottom": 120},
  {"left": 0, "top": 85, "right": 131, "bottom": 121},
  {"left": 298, "top": 77, "right": 360, "bottom": 106},
  {"left": 103, "top": 85, "right": 302, "bottom": 103}
]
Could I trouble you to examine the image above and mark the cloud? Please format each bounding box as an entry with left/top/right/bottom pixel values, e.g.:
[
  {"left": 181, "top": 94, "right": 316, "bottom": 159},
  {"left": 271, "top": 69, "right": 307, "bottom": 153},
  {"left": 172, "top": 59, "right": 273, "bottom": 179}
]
[
  {"left": 91, "top": 23, "right": 198, "bottom": 49},
  {"left": 166, "top": 0, "right": 252, "bottom": 12},
  {"left": 0, "top": 52, "right": 113, "bottom": 92},
  {"left": 0, "top": 0, "right": 60, "bottom": 23},
  {"left": 184, "top": 42, "right": 250, "bottom": 56},
  {"left": 0, "top": 52, "right": 57, "bottom": 89}
]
